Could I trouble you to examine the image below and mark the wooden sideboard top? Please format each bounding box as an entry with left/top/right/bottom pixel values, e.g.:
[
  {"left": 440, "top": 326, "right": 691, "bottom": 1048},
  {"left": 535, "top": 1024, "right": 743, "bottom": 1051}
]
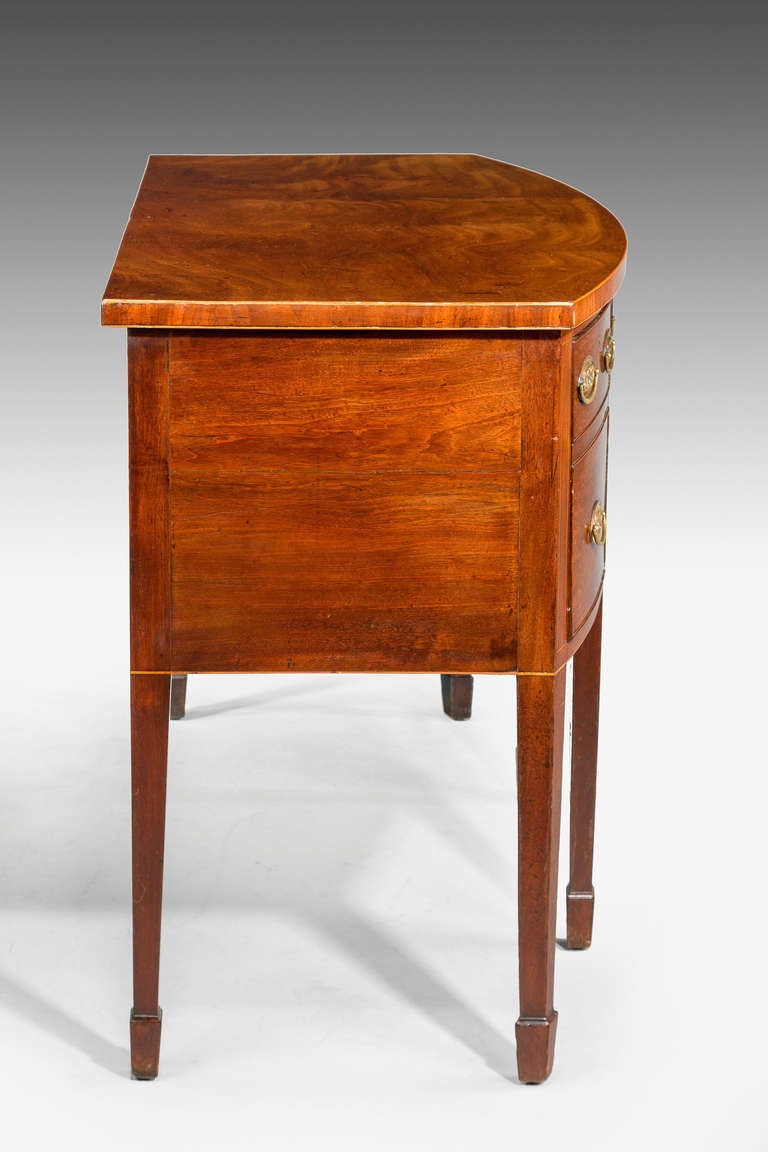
[{"left": 102, "top": 154, "right": 626, "bottom": 331}]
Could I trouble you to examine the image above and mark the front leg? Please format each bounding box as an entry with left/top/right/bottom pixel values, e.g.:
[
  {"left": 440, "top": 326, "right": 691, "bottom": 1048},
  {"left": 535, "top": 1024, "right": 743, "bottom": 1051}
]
[
  {"left": 515, "top": 668, "right": 565, "bottom": 1083},
  {"left": 566, "top": 599, "right": 602, "bottom": 949},
  {"left": 130, "top": 673, "right": 170, "bottom": 1079}
]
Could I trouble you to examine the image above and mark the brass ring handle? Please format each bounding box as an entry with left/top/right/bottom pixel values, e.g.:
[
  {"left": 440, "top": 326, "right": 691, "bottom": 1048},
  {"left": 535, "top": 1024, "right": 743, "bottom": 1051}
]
[
  {"left": 577, "top": 355, "right": 599, "bottom": 405},
  {"left": 601, "top": 327, "right": 616, "bottom": 374},
  {"left": 587, "top": 501, "right": 607, "bottom": 546}
]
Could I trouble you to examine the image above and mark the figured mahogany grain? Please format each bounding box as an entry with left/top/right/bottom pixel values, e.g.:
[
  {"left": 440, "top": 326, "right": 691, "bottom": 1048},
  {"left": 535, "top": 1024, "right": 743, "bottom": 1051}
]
[
  {"left": 169, "top": 332, "right": 522, "bottom": 473},
  {"left": 102, "top": 154, "right": 626, "bottom": 331},
  {"left": 168, "top": 332, "right": 521, "bottom": 673},
  {"left": 170, "top": 471, "right": 519, "bottom": 672}
]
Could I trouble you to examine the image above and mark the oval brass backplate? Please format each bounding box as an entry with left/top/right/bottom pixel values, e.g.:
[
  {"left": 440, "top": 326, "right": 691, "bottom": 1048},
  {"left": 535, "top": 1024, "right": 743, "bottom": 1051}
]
[
  {"left": 578, "top": 355, "right": 599, "bottom": 404},
  {"left": 587, "top": 501, "right": 607, "bottom": 546}
]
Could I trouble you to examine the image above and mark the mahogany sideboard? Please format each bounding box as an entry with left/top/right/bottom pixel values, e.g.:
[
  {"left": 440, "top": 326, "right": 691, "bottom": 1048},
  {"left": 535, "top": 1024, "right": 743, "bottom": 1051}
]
[{"left": 102, "top": 153, "right": 626, "bottom": 1083}]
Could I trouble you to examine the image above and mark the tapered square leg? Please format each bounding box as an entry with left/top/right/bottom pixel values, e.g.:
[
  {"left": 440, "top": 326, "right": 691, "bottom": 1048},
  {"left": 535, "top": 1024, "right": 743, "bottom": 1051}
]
[
  {"left": 516, "top": 668, "right": 565, "bottom": 1083},
  {"left": 441, "top": 674, "right": 473, "bottom": 720},
  {"left": 170, "top": 674, "right": 188, "bottom": 720},
  {"left": 130, "top": 673, "right": 170, "bottom": 1080},
  {"left": 566, "top": 600, "right": 602, "bottom": 950}
]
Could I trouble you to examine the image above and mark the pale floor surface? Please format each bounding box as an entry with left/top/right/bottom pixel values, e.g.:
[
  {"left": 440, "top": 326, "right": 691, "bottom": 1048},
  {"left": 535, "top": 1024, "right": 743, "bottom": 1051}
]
[{"left": 0, "top": 569, "right": 765, "bottom": 1151}]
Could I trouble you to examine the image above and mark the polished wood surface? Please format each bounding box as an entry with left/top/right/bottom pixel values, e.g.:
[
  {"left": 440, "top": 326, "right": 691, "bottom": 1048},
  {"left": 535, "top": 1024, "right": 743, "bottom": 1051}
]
[
  {"left": 517, "top": 334, "right": 571, "bottom": 672},
  {"left": 107, "top": 154, "right": 625, "bottom": 1085},
  {"left": 569, "top": 411, "right": 609, "bottom": 639},
  {"left": 128, "top": 334, "right": 170, "bottom": 671},
  {"left": 571, "top": 305, "right": 612, "bottom": 445},
  {"left": 171, "top": 471, "right": 518, "bottom": 672},
  {"left": 516, "top": 668, "right": 566, "bottom": 1083},
  {"left": 169, "top": 332, "right": 522, "bottom": 472},
  {"left": 130, "top": 673, "right": 170, "bottom": 1079},
  {"left": 169, "top": 332, "right": 520, "bottom": 673},
  {"left": 102, "top": 154, "right": 626, "bottom": 331}
]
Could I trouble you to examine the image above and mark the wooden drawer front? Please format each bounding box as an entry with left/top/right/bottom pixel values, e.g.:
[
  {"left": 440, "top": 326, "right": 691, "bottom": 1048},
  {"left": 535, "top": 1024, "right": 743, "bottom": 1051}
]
[
  {"left": 569, "top": 411, "right": 608, "bottom": 638},
  {"left": 571, "top": 306, "right": 612, "bottom": 443},
  {"left": 168, "top": 334, "right": 521, "bottom": 673}
]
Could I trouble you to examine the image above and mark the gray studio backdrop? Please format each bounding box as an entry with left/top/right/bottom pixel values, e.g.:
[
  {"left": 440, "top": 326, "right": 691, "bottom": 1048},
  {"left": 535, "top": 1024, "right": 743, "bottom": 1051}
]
[{"left": 0, "top": 0, "right": 766, "bottom": 1143}]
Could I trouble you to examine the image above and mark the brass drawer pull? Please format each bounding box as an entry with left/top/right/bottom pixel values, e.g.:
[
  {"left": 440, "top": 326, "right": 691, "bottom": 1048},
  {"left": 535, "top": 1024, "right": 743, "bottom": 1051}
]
[
  {"left": 587, "top": 501, "right": 607, "bottom": 546},
  {"left": 601, "top": 320, "right": 616, "bottom": 373},
  {"left": 577, "top": 355, "right": 599, "bottom": 404}
]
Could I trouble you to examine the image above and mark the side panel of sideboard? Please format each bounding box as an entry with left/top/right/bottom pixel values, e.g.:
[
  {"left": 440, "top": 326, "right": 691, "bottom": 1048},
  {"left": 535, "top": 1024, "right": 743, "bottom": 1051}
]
[{"left": 167, "top": 333, "right": 523, "bottom": 674}]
